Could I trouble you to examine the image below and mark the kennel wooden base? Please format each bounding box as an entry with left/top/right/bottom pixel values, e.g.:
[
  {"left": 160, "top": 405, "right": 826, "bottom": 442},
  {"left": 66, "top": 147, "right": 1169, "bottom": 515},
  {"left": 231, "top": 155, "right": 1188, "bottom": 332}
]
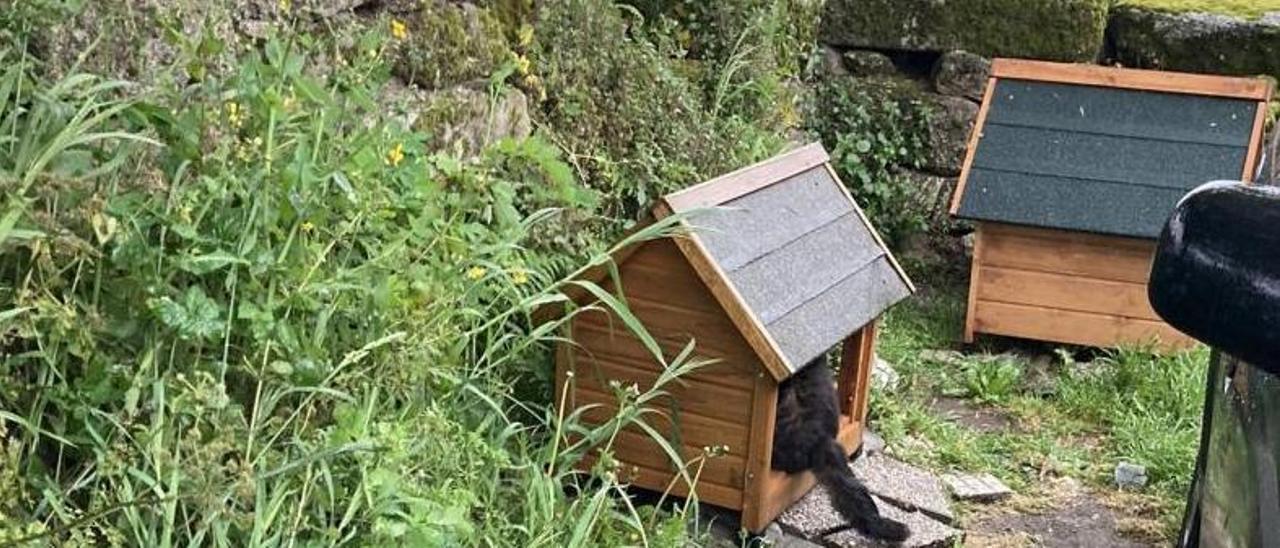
[{"left": 964, "top": 221, "right": 1195, "bottom": 350}]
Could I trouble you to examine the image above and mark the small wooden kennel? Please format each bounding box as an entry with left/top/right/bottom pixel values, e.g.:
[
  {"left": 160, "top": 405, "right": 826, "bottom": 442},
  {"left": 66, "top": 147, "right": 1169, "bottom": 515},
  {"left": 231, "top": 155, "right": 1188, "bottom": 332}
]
[
  {"left": 546, "top": 144, "right": 914, "bottom": 532},
  {"left": 951, "top": 59, "right": 1273, "bottom": 350}
]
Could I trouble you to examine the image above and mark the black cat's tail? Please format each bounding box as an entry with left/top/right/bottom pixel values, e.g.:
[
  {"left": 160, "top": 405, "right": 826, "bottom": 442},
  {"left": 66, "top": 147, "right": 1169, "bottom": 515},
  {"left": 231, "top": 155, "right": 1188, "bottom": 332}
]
[{"left": 814, "top": 439, "right": 911, "bottom": 543}]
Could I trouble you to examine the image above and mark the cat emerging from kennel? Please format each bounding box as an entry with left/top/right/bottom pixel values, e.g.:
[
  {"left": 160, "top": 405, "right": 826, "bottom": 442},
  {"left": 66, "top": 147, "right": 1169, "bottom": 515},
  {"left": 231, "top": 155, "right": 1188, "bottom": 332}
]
[{"left": 771, "top": 354, "right": 910, "bottom": 542}]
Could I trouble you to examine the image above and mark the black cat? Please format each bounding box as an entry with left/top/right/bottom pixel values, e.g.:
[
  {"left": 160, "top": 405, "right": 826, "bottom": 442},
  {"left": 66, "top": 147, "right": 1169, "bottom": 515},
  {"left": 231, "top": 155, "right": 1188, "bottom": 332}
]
[{"left": 772, "top": 355, "right": 910, "bottom": 542}]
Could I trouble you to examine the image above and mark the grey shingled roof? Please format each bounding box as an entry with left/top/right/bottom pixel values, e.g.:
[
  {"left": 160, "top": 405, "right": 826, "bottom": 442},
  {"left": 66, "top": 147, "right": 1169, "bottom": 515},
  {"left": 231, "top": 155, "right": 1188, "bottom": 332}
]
[
  {"left": 954, "top": 79, "right": 1257, "bottom": 238},
  {"left": 688, "top": 167, "right": 912, "bottom": 374}
]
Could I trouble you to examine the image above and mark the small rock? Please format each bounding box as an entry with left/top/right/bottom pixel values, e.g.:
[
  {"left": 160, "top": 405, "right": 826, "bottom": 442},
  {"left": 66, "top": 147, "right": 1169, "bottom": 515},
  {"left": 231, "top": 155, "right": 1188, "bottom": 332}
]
[
  {"left": 842, "top": 50, "right": 897, "bottom": 77},
  {"left": 898, "top": 169, "right": 958, "bottom": 227},
  {"left": 861, "top": 429, "right": 886, "bottom": 456},
  {"left": 819, "top": 46, "right": 849, "bottom": 78},
  {"left": 920, "top": 349, "right": 966, "bottom": 367},
  {"left": 933, "top": 51, "right": 991, "bottom": 101},
  {"left": 961, "top": 233, "right": 976, "bottom": 258},
  {"left": 1114, "top": 462, "right": 1148, "bottom": 490},
  {"left": 871, "top": 356, "right": 901, "bottom": 391},
  {"left": 922, "top": 94, "right": 979, "bottom": 176},
  {"left": 941, "top": 472, "right": 1013, "bottom": 502}
]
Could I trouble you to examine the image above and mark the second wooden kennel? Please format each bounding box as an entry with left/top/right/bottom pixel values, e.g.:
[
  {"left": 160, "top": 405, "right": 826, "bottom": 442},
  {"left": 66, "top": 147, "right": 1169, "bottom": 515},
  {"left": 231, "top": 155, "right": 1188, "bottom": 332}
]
[
  {"left": 951, "top": 59, "right": 1273, "bottom": 350},
  {"left": 545, "top": 144, "right": 914, "bottom": 531}
]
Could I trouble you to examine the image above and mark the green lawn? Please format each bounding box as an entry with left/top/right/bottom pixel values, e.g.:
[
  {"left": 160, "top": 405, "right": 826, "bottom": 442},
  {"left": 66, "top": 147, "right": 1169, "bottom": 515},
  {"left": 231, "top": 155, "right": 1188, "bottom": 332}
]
[
  {"left": 1117, "top": 0, "right": 1280, "bottom": 19},
  {"left": 869, "top": 267, "right": 1207, "bottom": 542}
]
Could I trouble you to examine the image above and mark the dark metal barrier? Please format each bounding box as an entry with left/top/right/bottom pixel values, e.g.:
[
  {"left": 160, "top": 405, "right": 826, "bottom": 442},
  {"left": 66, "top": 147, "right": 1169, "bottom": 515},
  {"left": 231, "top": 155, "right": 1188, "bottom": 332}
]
[{"left": 1149, "top": 181, "right": 1280, "bottom": 548}]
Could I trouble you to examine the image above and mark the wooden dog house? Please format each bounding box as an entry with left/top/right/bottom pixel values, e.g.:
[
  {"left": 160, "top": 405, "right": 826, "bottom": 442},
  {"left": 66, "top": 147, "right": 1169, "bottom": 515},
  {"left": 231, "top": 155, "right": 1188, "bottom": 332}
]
[
  {"left": 951, "top": 59, "right": 1273, "bottom": 349},
  {"left": 547, "top": 144, "right": 914, "bottom": 532}
]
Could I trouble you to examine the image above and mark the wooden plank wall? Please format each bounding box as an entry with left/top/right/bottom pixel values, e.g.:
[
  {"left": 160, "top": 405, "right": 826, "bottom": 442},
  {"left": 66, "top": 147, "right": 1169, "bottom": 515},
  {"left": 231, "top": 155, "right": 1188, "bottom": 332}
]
[
  {"left": 966, "top": 222, "right": 1194, "bottom": 349},
  {"left": 556, "top": 238, "right": 761, "bottom": 510}
]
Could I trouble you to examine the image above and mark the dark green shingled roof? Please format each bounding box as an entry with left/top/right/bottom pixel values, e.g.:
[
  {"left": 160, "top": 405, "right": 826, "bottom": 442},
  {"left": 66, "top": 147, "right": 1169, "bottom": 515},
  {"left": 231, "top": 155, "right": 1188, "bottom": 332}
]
[
  {"left": 954, "top": 79, "right": 1257, "bottom": 238},
  {"left": 689, "top": 166, "right": 912, "bottom": 374}
]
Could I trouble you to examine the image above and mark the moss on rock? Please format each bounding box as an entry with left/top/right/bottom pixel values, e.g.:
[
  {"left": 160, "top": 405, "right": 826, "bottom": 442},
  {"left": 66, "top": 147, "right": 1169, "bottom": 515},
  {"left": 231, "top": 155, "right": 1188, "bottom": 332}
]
[
  {"left": 394, "top": 2, "right": 511, "bottom": 90},
  {"left": 819, "top": 0, "right": 1109, "bottom": 62},
  {"left": 1108, "top": 6, "right": 1280, "bottom": 79}
]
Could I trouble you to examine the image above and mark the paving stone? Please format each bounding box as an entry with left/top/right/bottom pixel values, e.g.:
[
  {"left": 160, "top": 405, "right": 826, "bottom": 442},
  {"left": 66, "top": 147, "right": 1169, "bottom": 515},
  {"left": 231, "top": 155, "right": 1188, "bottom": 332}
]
[
  {"left": 776, "top": 456, "right": 961, "bottom": 547},
  {"left": 852, "top": 454, "right": 954, "bottom": 523},
  {"left": 941, "top": 472, "right": 1012, "bottom": 502},
  {"left": 822, "top": 499, "right": 962, "bottom": 548}
]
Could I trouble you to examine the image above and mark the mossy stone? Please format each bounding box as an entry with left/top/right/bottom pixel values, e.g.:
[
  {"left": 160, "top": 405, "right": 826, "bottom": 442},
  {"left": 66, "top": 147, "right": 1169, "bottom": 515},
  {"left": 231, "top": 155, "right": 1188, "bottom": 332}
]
[
  {"left": 394, "top": 2, "right": 511, "bottom": 90},
  {"left": 819, "top": 0, "right": 1109, "bottom": 62},
  {"left": 1108, "top": 6, "right": 1280, "bottom": 80}
]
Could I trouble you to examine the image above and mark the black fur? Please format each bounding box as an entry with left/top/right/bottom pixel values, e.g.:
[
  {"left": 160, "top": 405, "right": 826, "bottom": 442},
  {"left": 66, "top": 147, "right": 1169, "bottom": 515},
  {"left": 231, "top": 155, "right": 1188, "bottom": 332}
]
[{"left": 772, "top": 356, "right": 910, "bottom": 542}]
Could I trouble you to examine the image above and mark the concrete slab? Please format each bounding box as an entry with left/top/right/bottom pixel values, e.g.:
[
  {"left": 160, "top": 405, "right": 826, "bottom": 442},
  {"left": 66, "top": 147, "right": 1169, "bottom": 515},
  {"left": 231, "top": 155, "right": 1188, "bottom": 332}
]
[
  {"left": 941, "top": 472, "right": 1012, "bottom": 503},
  {"left": 775, "top": 456, "right": 962, "bottom": 548},
  {"left": 823, "top": 499, "right": 961, "bottom": 548},
  {"left": 852, "top": 454, "right": 955, "bottom": 524}
]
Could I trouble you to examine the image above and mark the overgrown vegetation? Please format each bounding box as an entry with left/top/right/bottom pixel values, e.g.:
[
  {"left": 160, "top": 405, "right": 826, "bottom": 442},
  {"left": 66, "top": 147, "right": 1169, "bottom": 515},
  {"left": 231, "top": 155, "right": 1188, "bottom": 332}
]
[
  {"left": 0, "top": 0, "right": 814, "bottom": 545},
  {"left": 874, "top": 280, "right": 1206, "bottom": 541},
  {"left": 807, "top": 76, "right": 932, "bottom": 246},
  {"left": 1, "top": 0, "right": 1218, "bottom": 545}
]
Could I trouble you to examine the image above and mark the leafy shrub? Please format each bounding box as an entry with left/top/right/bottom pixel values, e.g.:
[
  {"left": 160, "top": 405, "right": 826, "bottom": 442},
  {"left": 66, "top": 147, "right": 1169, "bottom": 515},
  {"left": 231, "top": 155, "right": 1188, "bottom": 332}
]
[
  {"left": 808, "top": 75, "right": 932, "bottom": 247},
  {"left": 624, "top": 0, "right": 821, "bottom": 125},
  {"left": 0, "top": 23, "right": 707, "bottom": 545},
  {"left": 532, "top": 0, "right": 784, "bottom": 222}
]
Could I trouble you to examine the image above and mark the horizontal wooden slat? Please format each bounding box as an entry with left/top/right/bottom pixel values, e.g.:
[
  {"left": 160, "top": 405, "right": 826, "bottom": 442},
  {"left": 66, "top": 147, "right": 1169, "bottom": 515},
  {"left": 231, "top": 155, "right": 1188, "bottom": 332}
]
[
  {"left": 611, "top": 241, "right": 725, "bottom": 317},
  {"left": 569, "top": 361, "right": 754, "bottom": 431},
  {"left": 590, "top": 428, "right": 747, "bottom": 489},
  {"left": 572, "top": 317, "right": 757, "bottom": 371},
  {"left": 973, "top": 300, "right": 1195, "bottom": 349},
  {"left": 567, "top": 331, "right": 756, "bottom": 392},
  {"left": 991, "top": 58, "right": 1274, "bottom": 101},
  {"left": 570, "top": 384, "right": 747, "bottom": 453},
  {"left": 979, "top": 222, "right": 1154, "bottom": 284},
  {"left": 978, "top": 266, "right": 1159, "bottom": 321},
  {"left": 578, "top": 453, "right": 744, "bottom": 510}
]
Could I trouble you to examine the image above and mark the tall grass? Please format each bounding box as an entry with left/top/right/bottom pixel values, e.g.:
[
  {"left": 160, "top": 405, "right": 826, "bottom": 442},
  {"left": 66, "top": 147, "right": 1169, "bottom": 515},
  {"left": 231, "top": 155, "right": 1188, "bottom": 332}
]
[{"left": 0, "top": 24, "right": 718, "bottom": 546}]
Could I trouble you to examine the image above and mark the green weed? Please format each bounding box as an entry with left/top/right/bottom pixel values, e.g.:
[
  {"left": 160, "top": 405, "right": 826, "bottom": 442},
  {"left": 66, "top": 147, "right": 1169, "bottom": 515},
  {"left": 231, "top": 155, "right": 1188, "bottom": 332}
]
[{"left": 0, "top": 12, "right": 738, "bottom": 545}]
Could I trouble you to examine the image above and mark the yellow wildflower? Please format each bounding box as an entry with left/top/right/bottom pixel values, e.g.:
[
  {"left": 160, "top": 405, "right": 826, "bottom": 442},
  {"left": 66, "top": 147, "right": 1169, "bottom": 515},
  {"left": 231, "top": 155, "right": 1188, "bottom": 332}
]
[
  {"left": 391, "top": 19, "right": 408, "bottom": 41},
  {"left": 467, "top": 266, "right": 487, "bottom": 280},
  {"left": 301, "top": 221, "right": 315, "bottom": 233},
  {"left": 385, "top": 142, "right": 405, "bottom": 167},
  {"left": 278, "top": 0, "right": 291, "bottom": 11},
  {"left": 510, "top": 270, "right": 529, "bottom": 285},
  {"left": 517, "top": 25, "right": 534, "bottom": 48},
  {"left": 515, "top": 54, "right": 531, "bottom": 76},
  {"left": 225, "top": 101, "right": 244, "bottom": 128}
]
